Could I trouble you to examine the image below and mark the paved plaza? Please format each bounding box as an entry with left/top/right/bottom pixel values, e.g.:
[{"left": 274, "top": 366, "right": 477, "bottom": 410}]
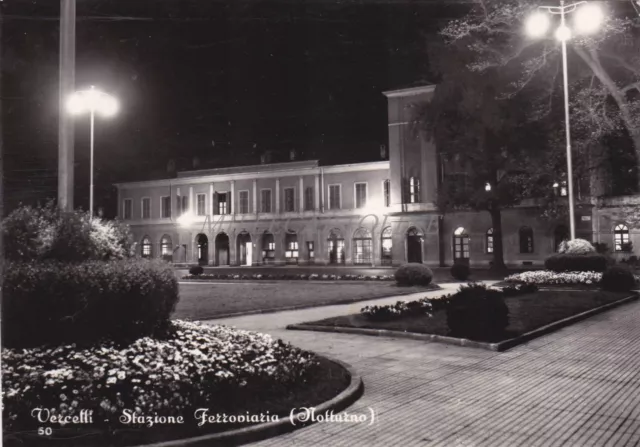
[{"left": 205, "top": 283, "right": 640, "bottom": 447}]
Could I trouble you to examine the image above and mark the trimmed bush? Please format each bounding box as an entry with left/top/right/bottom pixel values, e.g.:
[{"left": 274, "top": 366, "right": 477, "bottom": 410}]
[
  {"left": 3, "top": 259, "right": 179, "bottom": 348},
  {"left": 189, "top": 265, "right": 204, "bottom": 275},
  {"left": 544, "top": 253, "right": 608, "bottom": 272},
  {"left": 2, "top": 202, "right": 135, "bottom": 262},
  {"left": 446, "top": 283, "right": 509, "bottom": 340},
  {"left": 394, "top": 263, "right": 433, "bottom": 286},
  {"left": 558, "top": 238, "right": 595, "bottom": 255},
  {"left": 501, "top": 283, "right": 539, "bottom": 297},
  {"left": 450, "top": 263, "right": 471, "bottom": 281},
  {"left": 601, "top": 265, "right": 637, "bottom": 292}
]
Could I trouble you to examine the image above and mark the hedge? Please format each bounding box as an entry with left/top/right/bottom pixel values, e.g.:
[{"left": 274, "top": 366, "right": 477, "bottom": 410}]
[
  {"left": 450, "top": 263, "right": 471, "bottom": 280},
  {"left": 3, "top": 259, "right": 179, "bottom": 348},
  {"left": 394, "top": 263, "right": 434, "bottom": 286},
  {"left": 601, "top": 265, "right": 637, "bottom": 292},
  {"left": 544, "top": 253, "right": 608, "bottom": 273},
  {"left": 446, "top": 283, "right": 509, "bottom": 339}
]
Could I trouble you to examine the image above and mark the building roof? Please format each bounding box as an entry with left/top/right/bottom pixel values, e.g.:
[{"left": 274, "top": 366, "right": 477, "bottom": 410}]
[
  {"left": 382, "top": 84, "right": 436, "bottom": 98},
  {"left": 177, "top": 160, "right": 320, "bottom": 178}
]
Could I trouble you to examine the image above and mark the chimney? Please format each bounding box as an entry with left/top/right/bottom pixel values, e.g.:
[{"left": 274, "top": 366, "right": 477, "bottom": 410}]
[
  {"left": 290, "top": 149, "right": 297, "bottom": 161},
  {"left": 260, "top": 154, "right": 266, "bottom": 164},
  {"left": 380, "top": 144, "right": 387, "bottom": 159},
  {"left": 167, "top": 159, "right": 176, "bottom": 173},
  {"left": 192, "top": 156, "right": 201, "bottom": 169}
]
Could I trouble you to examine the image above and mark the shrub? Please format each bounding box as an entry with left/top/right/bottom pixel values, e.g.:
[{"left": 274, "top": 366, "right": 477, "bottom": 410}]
[
  {"left": 450, "top": 263, "right": 471, "bottom": 281},
  {"left": 506, "top": 270, "right": 602, "bottom": 285},
  {"left": 394, "top": 263, "right": 433, "bottom": 286},
  {"left": 621, "top": 242, "right": 634, "bottom": 253},
  {"left": 545, "top": 253, "right": 608, "bottom": 272},
  {"left": 189, "top": 265, "right": 204, "bottom": 275},
  {"left": 361, "top": 299, "right": 432, "bottom": 321},
  {"left": 558, "top": 238, "right": 595, "bottom": 255},
  {"left": 2, "top": 202, "right": 135, "bottom": 263},
  {"left": 601, "top": 265, "right": 637, "bottom": 292},
  {"left": 446, "top": 283, "right": 509, "bottom": 340},
  {"left": 3, "top": 259, "right": 179, "bottom": 348},
  {"left": 593, "top": 242, "right": 610, "bottom": 255}
]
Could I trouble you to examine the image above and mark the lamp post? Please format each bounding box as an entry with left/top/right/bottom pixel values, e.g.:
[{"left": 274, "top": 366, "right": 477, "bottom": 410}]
[
  {"left": 66, "top": 86, "right": 118, "bottom": 216},
  {"left": 526, "top": 1, "right": 604, "bottom": 240}
]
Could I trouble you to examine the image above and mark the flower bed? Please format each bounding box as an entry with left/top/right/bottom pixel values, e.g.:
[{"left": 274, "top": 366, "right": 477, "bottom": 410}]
[
  {"left": 2, "top": 320, "right": 350, "bottom": 445},
  {"left": 505, "top": 270, "right": 640, "bottom": 286},
  {"left": 183, "top": 273, "right": 395, "bottom": 281}
]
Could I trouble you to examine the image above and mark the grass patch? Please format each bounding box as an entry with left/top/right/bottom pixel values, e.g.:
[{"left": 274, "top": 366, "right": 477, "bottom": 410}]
[
  {"left": 173, "top": 282, "right": 439, "bottom": 320},
  {"left": 298, "top": 290, "right": 630, "bottom": 343}
]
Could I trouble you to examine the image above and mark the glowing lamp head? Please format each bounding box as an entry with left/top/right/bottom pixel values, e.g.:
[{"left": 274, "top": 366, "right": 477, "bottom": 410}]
[
  {"left": 555, "top": 24, "right": 572, "bottom": 41},
  {"left": 177, "top": 212, "right": 195, "bottom": 227},
  {"left": 574, "top": 3, "right": 604, "bottom": 34},
  {"left": 485, "top": 183, "right": 492, "bottom": 192},
  {"left": 526, "top": 11, "right": 551, "bottom": 38},
  {"left": 66, "top": 87, "right": 118, "bottom": 117}
]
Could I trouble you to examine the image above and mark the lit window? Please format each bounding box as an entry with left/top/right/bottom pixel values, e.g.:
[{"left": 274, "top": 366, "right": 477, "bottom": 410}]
[
  {"left": 453, "top": 227, "right": 469, "bottom": 260},
  {"left": 353, "top": 228, "right": 372, "bottom": 264},
  {"left": 262, "top": 232, "right": 275, "bottom": 262},
  {"left": 217, "top": 193, "right": 228, "bottom": 215},
  {"left": 409, "top": 177, "right": 420, "bottom": 203},
  {"left": 486, "top": 228, "right": 494, "bottom": 254},
  {"left": 307, "top": 241, "right": 315, "bottom": 260},
  {"left": 141, "top": 236, "right": 152, "bottom": 257},
  {"left": 381, "top": 227, "right": 392, "bottom": 265},
  {"left": 285, "top": 232, "right": 299, "bottom": 260},
  {"left": 614, "top": 224, "right": 630, "bottom": 252},
  {"left": 161, "top": 236, "right": 172, "bottom": 257}
]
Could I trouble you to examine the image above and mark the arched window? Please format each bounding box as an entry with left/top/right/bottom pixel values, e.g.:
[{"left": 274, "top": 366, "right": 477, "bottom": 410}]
[
  {"left": 353, "top": 228, "right": 373, "bottom": 265},
  {"left": 614, "top": 224, "right": 630, "bottom": 252},
  {"left": 519, "top": 227, "right": 534, "bottom": 254},
  {"left": 486, "top": 228, "right": 494, "bottom": 254},
  {"left": 141, "top": 236, "right": 152, "bottom": 258},
  {"left": 262, "top": 232, "right": 275, "bottom": 263},
  {"left": 160, "top": 235, "right": 172, "bottom": 260},
  {"left": 381, "top": 227, "right": 393, "bottom": 265},
  {"left": 554, "top": 225, "right": 569, "bottom": 252},
  {"left": 285, "top": 230, "right": 299, "bottom": 263},
  {"left": 453, "top": 227, "right": 469, "bottom": 260}
]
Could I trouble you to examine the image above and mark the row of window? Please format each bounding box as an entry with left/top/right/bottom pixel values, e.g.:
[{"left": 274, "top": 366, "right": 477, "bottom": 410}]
[{"left": 123, "top": 180, "right": 404, "bottom": 220}]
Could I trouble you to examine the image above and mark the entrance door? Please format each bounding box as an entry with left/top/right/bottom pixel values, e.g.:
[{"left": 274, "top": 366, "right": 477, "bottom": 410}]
[
  {"left": 196, "top": 234, "right": 209, "bottom": 266},
  {"left": 215, "top": 233, "right": 230, "bottom": 266},
  {"left": 245, "top": 242, "right": 252, "bottom": 266},
  {"left": 406, "top": 228, "right": 422, "bottom": 263}
]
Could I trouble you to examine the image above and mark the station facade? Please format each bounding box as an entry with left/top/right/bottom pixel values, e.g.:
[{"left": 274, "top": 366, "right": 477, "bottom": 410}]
[{"left": 115, "top": 85, "right": 638, "bottom": 267}]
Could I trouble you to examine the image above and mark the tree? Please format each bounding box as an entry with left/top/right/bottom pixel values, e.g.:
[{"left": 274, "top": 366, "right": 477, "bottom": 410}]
[
  {"left": 440, "top": 0, "right": 640, "bottom": 189},
  {"left": 416, "top": 38, "right": 567, "bottom": 270}
]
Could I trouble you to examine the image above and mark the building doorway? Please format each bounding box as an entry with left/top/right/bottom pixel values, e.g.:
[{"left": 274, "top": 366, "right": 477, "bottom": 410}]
[
  {"left": 237, "top": 231, "right": 252, "bottom": 266},
  {"left": 327, "top": 228, "right": 345, "bottom": 264},
  {"left": 196, "top": 234, "right": 209, "bottom": 266},
  {"left": 406, "top": 227, "right": 423, "bottom": 263},
  {"left": 215, "top": 233, "right": 230, "bottom": 266}
]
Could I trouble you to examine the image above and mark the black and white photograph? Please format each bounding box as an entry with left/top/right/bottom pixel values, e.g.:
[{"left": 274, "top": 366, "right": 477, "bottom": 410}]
[{"left": 2, "top": 0, "right": 640, "bottom": 445}]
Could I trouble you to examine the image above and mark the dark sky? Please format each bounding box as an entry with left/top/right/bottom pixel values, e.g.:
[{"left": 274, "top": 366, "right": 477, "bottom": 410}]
[{"left": 2, "top": 0, "right": 470, "bottom": 216}]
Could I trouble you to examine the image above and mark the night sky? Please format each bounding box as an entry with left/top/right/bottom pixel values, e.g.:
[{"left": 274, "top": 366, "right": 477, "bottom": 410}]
[{"left": 2, "top": 0, "right": 470, "bottom": 217}]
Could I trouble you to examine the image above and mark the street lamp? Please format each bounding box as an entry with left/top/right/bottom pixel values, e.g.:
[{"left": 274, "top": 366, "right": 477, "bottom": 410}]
[
  {"left": 525, "top": 1, "right": 604, "bottom": 240},
  {"left": 66, "top": 86, "right": 118, "bottom": 217}
]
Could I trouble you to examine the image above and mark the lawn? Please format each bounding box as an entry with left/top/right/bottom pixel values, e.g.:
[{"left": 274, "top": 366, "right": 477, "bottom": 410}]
[
  {"left": 298, "top": 290, "right": 631, "bottom": 343},
  {"left": 173, "top": 282, "right": 438, "bottom": 320}
]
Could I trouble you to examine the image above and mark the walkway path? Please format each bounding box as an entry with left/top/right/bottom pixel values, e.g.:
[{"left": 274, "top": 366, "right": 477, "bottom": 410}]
[{"left": 203, "top": 282, "right": 640, "bottom": 447}]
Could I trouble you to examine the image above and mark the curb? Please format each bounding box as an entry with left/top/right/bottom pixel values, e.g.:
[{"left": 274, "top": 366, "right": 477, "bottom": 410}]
[
  {"left": 177, "top": 286, "right": 441, "bottom": 321},
  {"left": 135, "top": 357, "right": 364, "bottom": 447},
  {"left": 287, "top": 293, "right": 638, "bottom": 352}
]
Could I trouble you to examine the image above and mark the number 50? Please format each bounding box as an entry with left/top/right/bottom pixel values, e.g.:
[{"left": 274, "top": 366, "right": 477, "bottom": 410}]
[{"left": 38, "top": 427, "right": 53, "bottom": 436}]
